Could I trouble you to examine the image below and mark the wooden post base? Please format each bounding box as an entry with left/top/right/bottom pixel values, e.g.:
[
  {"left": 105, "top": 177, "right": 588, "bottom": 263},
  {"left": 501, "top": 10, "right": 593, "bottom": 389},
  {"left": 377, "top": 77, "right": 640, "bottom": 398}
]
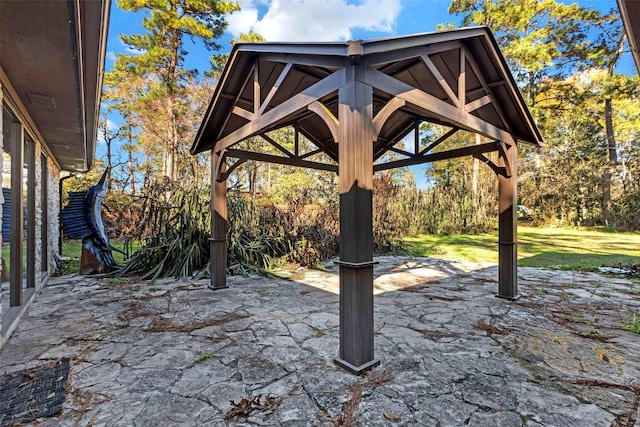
[
  {"left": 207, "top": 284, "right": 229, "bottom": 290},
  {"left": 496, "top": 294, "right": 521, "bottom": 301},
  {"left": 334, "top": 358, "right": 380, "bottom": 375}
]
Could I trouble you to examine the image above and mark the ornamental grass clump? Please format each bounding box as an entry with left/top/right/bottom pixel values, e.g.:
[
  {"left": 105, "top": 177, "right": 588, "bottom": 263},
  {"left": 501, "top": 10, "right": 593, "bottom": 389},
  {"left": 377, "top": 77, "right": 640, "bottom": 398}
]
[
  {"left": 112, "top": 183, "right": 212, "bottom": 280},
  {"left": 109, "top": 180, "right": 341, "bottom": 280}
]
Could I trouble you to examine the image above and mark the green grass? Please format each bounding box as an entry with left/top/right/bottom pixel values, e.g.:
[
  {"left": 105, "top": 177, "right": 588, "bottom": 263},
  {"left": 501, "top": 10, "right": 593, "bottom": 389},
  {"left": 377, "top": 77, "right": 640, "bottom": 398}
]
[
  {"left": 62, "top": 239, "right": 139, "bottom": 264},
  {"left": 625, "top": 313, "right": 640, "bottom": 334},
  {"left": 1, "top": 239, "right": 136, "bottom": 275},
  {"left": 403, "top": 225, "right": 640, "bottom": 270}
]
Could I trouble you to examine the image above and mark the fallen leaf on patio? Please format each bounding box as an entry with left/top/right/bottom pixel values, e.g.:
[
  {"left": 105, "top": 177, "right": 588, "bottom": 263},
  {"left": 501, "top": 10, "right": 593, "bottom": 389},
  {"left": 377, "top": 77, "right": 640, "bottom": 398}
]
[
  {"left": 224, "top": 394, "right": 283, "bottom": 421},
  {"left": 317, "top": 410, "right": 326, "bottom": 417},
  {"left": 384, "top": 411, "right": 399, "bottom": 420}
]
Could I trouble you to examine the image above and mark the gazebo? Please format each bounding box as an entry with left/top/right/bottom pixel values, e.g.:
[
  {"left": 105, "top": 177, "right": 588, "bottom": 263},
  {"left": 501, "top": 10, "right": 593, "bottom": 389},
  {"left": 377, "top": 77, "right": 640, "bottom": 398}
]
[{"left": 191, "top": 27, "right": 543, "bottom": 374}]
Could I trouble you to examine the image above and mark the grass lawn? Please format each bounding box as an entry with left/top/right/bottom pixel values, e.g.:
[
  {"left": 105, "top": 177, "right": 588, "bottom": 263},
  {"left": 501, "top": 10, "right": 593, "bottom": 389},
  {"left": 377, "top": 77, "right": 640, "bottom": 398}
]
[
  {"left": 62, "top": 239, "right": 138, "bottom": 265},
  {"left": 403, "top": 225, "right": 640, "bottom": 270}
]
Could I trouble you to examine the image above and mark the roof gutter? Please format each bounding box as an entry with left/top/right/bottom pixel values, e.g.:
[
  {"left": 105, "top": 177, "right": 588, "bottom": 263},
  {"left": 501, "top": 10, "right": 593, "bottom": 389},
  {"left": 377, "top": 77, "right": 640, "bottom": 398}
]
[
  {"left": 88, "top": 0, "right": 111, "bottom": 171},
  {"left": 617, "top": 0, "right": 640, "bottom": 73},
  {"left": 72, "top": 0, "right": 111, "bottom": 172},
  {"left": 72, "top": 0, "right": 88, "bottom": 171}
]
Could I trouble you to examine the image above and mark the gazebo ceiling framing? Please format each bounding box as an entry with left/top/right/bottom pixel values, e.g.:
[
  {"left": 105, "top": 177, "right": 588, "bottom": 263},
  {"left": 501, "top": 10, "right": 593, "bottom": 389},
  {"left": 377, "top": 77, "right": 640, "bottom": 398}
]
[
  {"left": 191, "top": 26, "right": 541, "bottom": 167},
  {"left": 192, "top": 27, "right": 542, "bottom": 375}
]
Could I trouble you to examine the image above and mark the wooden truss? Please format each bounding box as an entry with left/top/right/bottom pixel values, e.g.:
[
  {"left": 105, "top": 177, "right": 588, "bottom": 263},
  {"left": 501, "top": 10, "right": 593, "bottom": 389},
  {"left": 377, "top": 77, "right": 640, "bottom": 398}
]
[{"left": 194, "top": 28, "right": 542, "bottom": 375}]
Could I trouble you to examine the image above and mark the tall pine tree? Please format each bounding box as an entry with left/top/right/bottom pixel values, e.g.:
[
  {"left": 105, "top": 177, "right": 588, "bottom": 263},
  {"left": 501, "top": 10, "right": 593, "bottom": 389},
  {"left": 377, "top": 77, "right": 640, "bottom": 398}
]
[{"left": 105, "top": 0, "right": 239, "bottom": 180}]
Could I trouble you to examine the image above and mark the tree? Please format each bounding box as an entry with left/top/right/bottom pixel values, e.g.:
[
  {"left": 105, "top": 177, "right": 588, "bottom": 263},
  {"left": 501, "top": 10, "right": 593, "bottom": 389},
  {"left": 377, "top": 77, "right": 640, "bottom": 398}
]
[
  {"left": 210, "top": 30, "right": 265, "bottom": 75},
  {"left": 97, "top": 113, "right": 122, "bottom": 193},
  {"left": 106, "top": 0, "right": 239, "bottom": 180},
  {"left": 448, "top": 0, "right": 640, "bottom": 228},
  {"left": 449, "top": 0, "right": 612, "bottom": 104}
]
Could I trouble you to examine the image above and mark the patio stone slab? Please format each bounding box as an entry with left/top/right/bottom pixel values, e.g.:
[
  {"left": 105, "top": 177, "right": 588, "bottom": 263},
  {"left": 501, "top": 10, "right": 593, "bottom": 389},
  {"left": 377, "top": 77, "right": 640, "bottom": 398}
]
[{"left": 1, "top": 256, "right": 639, "bottom": 426}]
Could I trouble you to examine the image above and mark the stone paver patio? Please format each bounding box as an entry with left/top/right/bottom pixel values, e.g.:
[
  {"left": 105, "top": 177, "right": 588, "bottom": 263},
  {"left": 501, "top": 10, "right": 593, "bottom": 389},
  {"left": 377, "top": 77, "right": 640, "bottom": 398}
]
[{"left": 1, "top": 256, "right": 639, "bottom": 426}]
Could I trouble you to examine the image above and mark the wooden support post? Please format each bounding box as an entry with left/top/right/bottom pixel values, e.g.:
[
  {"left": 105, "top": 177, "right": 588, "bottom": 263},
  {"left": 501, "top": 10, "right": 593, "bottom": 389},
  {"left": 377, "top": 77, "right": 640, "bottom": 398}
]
[
  {"left": 334, "top": 73, "right": 380, "bottom": 375},
  {"left": 209, "top": 150, "right": 228, "bottom": 290},
  {"left": 497, "top": 141, "right": 518, "bottom": 299},
  {"left": 10, "top": 122, "right": 23, "bottom": 306}
]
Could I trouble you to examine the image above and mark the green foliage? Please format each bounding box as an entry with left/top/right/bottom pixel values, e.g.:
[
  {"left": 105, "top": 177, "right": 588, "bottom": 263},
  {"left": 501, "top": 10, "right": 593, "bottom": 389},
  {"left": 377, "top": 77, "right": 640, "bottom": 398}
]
[
  {"left": 106, "top": 179, "right": 340, "bottom": 279},
  {"left": 614, "top": 189, "right": 640, "bottom": 231},
  {"left": 114, "top": 0, "right": 239, "bottom": 82},
  {"left": 447, "top": 0, "right": 640, "bottom": 231},
  {"left": 55, "top": 259, "right": 80, "bottom": 276},
  {"left": 110, "top": 183, "right": 212, "bottom": 280},
  {"left": 104, "top": 0, "right": 238, "bottom": 181},
  {"left": 624, "top": 313, "right": 640, "bottom": 334},
  {"left": 227, "top": 193, "right": 340, "bottom": 272}
]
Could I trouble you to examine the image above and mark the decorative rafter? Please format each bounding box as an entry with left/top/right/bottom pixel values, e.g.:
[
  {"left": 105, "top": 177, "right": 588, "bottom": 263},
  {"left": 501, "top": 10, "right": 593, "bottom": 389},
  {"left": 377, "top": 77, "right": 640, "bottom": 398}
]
[
  {"left": 308, "top": 101, "right": 339, "bottom": 143},
  {"left": 214, "top": 68, "right": 347, "bottom": 154},
  {"left": 421, "top": 54, "right": 459, "bottom": 107},
  {"left": 462, "top": 46, "right": 513, "bottom": 133},
  {"left": 363, "top": 67, "right": 516, "bottom": 145},
  {"left": 259, "top": 61, "right": 293, "bottom": 115}
]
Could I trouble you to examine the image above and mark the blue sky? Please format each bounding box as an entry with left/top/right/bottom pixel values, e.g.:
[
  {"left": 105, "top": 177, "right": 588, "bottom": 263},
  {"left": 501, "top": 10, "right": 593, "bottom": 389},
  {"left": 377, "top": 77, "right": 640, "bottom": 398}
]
[
  {"left": 102, "top": 0, "right": 634, "bottom": 187},
  {"left": 106, "top": 0, "right": 633, "bottom": 75}
]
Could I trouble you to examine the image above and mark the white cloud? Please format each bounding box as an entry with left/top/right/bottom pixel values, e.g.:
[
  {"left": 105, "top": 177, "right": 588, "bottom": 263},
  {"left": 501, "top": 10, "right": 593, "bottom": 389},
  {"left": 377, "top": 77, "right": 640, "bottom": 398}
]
[
  {"left": 106, "top": 51, "right": 117, "bottom": 62},
  {"left": 106, "top": 118, "right": 118, "bottom": 132},
  {"left": 227, "top": 0, "right": 402, "bottom": 42},
  {"left": 119, "top": 39, "right": 146, "bottom": 55},
  {"left": 227, "top": 0, "right": 260, "bottom": 37}
]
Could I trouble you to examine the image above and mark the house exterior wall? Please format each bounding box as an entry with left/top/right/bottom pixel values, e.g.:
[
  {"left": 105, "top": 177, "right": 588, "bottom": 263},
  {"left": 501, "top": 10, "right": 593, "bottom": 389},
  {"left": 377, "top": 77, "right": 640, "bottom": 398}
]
[
  {"left": 35, "top": 144, "right": 42, "bottom": 281},
  {"left": 48, "top": 158, "right": 60, "bottom": 273},
  {"left": 0, "top": 80, "right": 63, "bottom": 351}
]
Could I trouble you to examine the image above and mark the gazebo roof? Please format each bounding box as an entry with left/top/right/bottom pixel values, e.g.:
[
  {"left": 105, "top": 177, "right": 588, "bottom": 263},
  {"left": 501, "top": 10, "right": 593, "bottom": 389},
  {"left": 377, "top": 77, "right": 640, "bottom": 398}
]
[{"left": 192, "top": 26, "right": 542, "bottom": 165}]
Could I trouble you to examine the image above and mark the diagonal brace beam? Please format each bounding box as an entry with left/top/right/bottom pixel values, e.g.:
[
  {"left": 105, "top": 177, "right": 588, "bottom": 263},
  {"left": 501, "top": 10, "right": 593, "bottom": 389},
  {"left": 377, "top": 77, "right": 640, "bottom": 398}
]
[
  {"left": 363, "top": 67, "right": 515, "bottom": 145},
  {"left": 214, "top": 68, "right": 347, "bottom": 153},
  {"left": 473, "top": 153, "right": 508, "bottom": 177},
  {"left": 227, "top": 148, "right": 338, "bottom": 173},
  {"left": 374, "top": 141, "right": 499, "bottom": 172}
]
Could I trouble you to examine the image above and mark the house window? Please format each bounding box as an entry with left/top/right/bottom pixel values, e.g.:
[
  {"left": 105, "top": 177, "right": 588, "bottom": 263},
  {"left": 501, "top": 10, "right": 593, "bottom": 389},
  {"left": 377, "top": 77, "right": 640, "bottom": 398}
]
[
  {"left": 2, "top": 105, "right": 24, "bottom": 307},
  {"left": 1, "top": 103, "right": 39, "bottom": 313},
  {"left": 1, "top": 107, "right": 12, "bottom": 289}
]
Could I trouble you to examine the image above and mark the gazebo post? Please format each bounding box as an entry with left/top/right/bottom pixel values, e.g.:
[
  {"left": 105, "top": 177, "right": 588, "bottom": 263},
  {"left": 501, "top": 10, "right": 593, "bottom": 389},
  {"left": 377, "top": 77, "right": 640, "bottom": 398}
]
[
  {"left": 497, "top": 141, "right": 518, "bottom": 299},
  {"left": 334, "top": 72, "right": 380, "bottom": 375},
  {"left": 209, "top": 150, "right": 228, "bottom": 290}
]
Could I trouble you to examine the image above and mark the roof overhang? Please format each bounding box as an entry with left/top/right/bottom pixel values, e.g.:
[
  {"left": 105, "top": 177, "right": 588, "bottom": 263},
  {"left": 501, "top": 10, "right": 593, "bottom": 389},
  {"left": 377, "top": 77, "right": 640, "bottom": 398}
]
[
  {"left": 1, "top": 0, "right": 110, "bottom": 172},
  {"left": 192, "top": 27, "right": 542, "bottom": 171},
  {"left": 618, "top": 0, "right": 640, "bottom": 73}
]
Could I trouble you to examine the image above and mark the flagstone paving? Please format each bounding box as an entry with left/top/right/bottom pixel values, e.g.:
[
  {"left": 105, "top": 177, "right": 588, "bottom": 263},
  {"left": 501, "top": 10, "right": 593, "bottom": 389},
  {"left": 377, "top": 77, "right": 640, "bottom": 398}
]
[{"left": 1, "top": 256, "right": 639, "bottom": 426}]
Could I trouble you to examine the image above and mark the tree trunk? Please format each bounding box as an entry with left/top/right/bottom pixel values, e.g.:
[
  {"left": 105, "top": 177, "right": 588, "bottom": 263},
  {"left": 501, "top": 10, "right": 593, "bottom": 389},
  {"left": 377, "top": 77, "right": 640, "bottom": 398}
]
[
  {"left": 601, "top": 34, "right": 625, "bottom": 225},
  {"left": 106, "top": 138, "right": 112, "bottom": 192},
  {"left": 603, "top": 97, "right": 617, "bottom": 225},
  {"left": 128, "top": 123, "right": 136, "bottom": 195},
  {"left": 165, "top": 24, "right": 181, "bottom": 182},
  {"left": 472, "top": 133, "right": 480, "bottom": 210}
]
